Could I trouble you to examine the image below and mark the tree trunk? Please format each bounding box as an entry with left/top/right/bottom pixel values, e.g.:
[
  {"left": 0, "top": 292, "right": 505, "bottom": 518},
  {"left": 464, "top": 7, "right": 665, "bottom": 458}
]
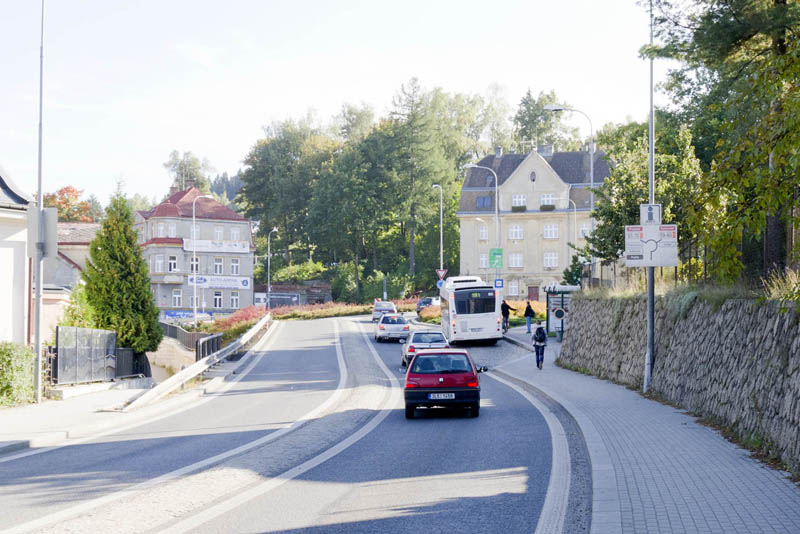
[{"left": 353, "top": 250, "right": 361, "bottom": 302}]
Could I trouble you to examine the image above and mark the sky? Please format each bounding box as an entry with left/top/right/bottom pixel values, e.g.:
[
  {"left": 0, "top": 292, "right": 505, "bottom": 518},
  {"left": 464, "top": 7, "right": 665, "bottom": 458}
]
[{"left": 1, "top": 0, "right": 672, "bottom": 205}]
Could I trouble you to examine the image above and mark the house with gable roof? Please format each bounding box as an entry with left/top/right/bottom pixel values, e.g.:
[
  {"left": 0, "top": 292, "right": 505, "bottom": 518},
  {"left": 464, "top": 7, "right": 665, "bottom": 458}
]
[
  {"left": 134, "top": 186, "right": 254, "bottom": 319},
  {"left": 458, "top": 145, "right": 610, "bottom": 300}
]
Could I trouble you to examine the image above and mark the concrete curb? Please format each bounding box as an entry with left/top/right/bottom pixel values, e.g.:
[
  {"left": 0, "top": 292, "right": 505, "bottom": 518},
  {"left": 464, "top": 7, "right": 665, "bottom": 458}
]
[{"left": 0, "top": 440, "right": 30, "bottom": 455}]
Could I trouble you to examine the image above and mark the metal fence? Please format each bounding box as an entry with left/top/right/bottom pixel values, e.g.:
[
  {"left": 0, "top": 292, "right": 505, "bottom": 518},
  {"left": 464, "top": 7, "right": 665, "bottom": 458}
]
[
  {"left": 160, "top": 321, "right": 210, "bottom": 353},
  {"left": 54, "top": 326, "right": 117, "bottom": 385},
  {"left": 196, "top": 333, "right": 222, "bottom": 362}
]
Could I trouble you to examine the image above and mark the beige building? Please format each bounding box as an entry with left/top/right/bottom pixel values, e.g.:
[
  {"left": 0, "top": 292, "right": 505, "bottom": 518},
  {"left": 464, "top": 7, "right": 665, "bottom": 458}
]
[
  {"left": 458, "top": 146, "right": 610, "bottom": 301},
  {"left": 0, "top": 165, "right": 32, "bottom": 345}
]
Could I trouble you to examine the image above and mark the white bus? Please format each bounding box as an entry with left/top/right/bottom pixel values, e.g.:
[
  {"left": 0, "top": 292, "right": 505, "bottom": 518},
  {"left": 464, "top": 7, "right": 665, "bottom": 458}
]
[{"left": 439, "top": 276, "right": 502, "bottom": 344}]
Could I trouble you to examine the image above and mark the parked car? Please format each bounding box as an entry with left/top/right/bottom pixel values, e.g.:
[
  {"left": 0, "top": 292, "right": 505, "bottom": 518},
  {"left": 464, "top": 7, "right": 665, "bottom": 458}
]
[
  {"left": 403, "top": 348, "right": 487, "bottom": 419},
  {"left": 372, "top": 300, "right": 397, "bottom": 322},
  {"left": 374, "top": 313, "right": 410, "bottom": 342},
  {"left": 399, "top": 330, "right": 449, "bottom": 367},
  {"left": 416, "top": 296, "right": 440, "bottom": 314}
]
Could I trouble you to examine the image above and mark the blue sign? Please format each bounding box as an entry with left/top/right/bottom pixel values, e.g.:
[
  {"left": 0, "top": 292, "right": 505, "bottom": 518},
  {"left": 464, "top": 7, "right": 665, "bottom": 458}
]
[
  {"left": 494, "top": 279, "right": 504, "bottom": 289},
  {"left": 436, "top": 279, "right": 444, "bottom": 288}
]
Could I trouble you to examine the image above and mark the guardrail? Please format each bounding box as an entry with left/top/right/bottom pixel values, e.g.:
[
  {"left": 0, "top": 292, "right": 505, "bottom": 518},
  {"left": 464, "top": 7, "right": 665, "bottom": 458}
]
[{"left": 124, "top": 312, "right": 271, "bottom": 411}]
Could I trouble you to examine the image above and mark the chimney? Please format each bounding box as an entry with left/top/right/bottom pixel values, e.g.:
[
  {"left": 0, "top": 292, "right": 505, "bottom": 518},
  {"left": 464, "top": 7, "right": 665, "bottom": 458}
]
[
  {"left": 537, "top": 144, "right": 554, "bottom": 157},
  {"left": 495, "top": 146, "right": 503, "bottom": 158}
]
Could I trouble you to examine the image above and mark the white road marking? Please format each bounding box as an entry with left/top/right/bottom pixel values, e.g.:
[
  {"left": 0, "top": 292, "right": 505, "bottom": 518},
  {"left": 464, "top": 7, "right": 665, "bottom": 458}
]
[
  {"left": 5, "top": 319, "right": 350, "bottom": 534},
  {"left": 487, "top": 372, "right": 571, "bottom": 534},
  {"left": 161, "top": 318, "right": 401, "bottom": 534}
]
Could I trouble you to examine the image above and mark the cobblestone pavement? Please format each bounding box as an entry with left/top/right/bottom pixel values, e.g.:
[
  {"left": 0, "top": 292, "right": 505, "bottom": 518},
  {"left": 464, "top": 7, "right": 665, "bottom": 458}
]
[{"left": 501, "top": 325, "right": 800, "bottom": 534}]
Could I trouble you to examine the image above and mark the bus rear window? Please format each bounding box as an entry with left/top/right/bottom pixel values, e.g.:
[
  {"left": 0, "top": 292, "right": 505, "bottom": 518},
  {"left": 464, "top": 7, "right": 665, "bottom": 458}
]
[{"left": 454, "top": 289, "right": 495, "bottom": 314}]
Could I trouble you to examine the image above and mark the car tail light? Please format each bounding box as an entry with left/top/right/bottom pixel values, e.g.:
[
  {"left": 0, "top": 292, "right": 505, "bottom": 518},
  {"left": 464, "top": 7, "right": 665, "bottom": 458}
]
[
  {"left": 405, "top": 381, "right": 418, "bottom": 388},
  {"left": 466, "top": 380, "right": 479, "bottom": 388},
  {"left": 444, "top": 345, "right": 450, "bottom": 349},
  {"left": 378, "top": 324, "right": 385, "bottom": 330},
  {"left": 408, "top": 346, "right": 415, "bottom": 353},
  {"left": 403, "top": 325, "right": 409, "bottom": 331}
]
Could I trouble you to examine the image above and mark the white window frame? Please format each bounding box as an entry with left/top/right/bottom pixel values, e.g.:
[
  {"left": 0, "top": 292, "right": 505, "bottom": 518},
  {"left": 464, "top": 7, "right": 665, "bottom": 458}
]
[
  {"left": 213, "top": 291, "right": 223, "bottom": 308},
  {"left": 230, "top": 291, "right": 240, "bottom": 309},
  {"left": 478, "top": 225, "right": 488, "bottom": 241},
  {"left": 509, "top": 252, "right": 523, "bottom": 268},
  {"left": 508, "top": 280, "right": 519, "bottom": 296},
  {"left": 155, "top": 254, "right": 164, "bottom": 272},
  {"left": 580, "top": 223, "right": 590, "bottom": 238},
  {"left": 214, "top": 226, "right": 223, "bottom": 241},
  {"left": 157, "top": 223, "right": 166, "bottom": 238},
  {"left": 189, "top": 294, "right": 199, "bottom": 308},
  {"left": 190, "top": 256, "right": 199, "bottom": 273},
  {"left": 544, "top": 224, "right": 559, "bottom": 239},
  {"left": 168, "top": 255, "right": 178, "bottom": 272},
  {"left": 509, "top": 224, "right": 523, "bottom": 240},
  {"left": 150, "top": 222, "right": 155, "bottom": 237},
  {"left": 512, "top": 194, "right": 527, "bottom": 207},
  {"left": 540, "top": 193, "right": 554, "bottom": 206},
  {"left": 214, "top": 257, "right": 223, "bottom": 275},
  {"left": 230, "top": 258, "right": 240, "bottom": 275},
  {"left": 230, "top": 227, "right": 240, "bottom": 241},
  {"left": 479, "top": 253, "right": 488, "bottom": 269},
  {"left": 544, "top": 252, "right": 559, "bottom": 268},
  {"left": 168, "top": 223, "right": 176, "bottom": 238},
  {"left": 172, "top": 289, "right": 182, "bottom": 308}
]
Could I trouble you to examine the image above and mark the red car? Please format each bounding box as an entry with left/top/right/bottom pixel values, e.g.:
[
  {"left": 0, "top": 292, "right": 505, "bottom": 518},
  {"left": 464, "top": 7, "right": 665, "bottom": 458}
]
[{"left": 404, "top": 349, "right": 487, "bottom": 419}]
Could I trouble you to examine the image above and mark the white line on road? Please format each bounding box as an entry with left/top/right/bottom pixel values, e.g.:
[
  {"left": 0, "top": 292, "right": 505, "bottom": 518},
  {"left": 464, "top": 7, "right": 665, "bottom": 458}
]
[
  {"left": 487, "top": 372, "right": 571, "bottom": 534},
  {"left": 5, "top": 319, "right": 350, "bottom": 534},
  {"left": 161, "top": 318, "right": 401, "bottom": 534}
]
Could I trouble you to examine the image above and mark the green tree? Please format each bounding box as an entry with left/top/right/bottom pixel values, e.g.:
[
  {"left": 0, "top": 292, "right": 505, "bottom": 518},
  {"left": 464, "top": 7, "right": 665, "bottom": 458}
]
[
  {"left": 86, "top": 194, "right": 104, "bottom": 222},
  {"left": 562, "top": 253, "right": 586, "bottom": 286},
  {"left": 163, "top": 150, "right": 212, "bottom": 192},
  {"left": 82, "top": 193, "right": 162, "bottom": 352},
  {"left": 513, "top": 89, "right": 580, "bottom": 151},
  {"left": 59, "top": 282, "right": 97, "bottom": 329}
]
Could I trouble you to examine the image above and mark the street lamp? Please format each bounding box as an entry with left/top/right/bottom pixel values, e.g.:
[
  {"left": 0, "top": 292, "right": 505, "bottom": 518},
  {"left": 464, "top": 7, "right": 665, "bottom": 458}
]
[
  {"left": 192, "top": 194, "right": 213, "bottom": 328},
  {"left": 267, "top": 227, "right": 278, "bottom": 310},
  {"left": 463, "top": 164, "right": 500, "bottom": 280},
  {"left": 432, "top": 184, "right": 443, "bottom": 270},
  {"left": 544, "top": 104, "right": 595, "bottom": 281}
]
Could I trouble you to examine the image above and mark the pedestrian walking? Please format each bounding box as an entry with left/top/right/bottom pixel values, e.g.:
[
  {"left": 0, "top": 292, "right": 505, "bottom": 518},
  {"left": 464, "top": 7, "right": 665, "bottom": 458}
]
[
  {"left": 500, "top": 300, "right": 515, "bottom": 333},
  {"left": 523, "top": 301, "right": 535, "bottom": 333},
  {"left": 532, "top": 320, "right": 547, "bottom": 370}
]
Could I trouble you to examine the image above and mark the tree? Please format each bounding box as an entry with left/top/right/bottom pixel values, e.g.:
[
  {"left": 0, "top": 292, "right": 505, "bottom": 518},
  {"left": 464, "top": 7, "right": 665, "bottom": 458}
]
[
  {"left": 43, "top": 186, "right": 92, "bottom": 222},
  {"left": 513, "top": 89, "right": 580, "bottom": 151},
  {"left": 86, "top": 194, "right": 104, "bottom": 222},
  {"left": 481, "top": 83, "right": 514, "bottom": 153},
  {"left": 163, "top": 150, "right": 212, "bottom": 192},
  {"left": 562, "top": 253, "right": 586, "bottom": 286},
  {"left": 82, "top": 193, "right": 162, "bottom": 352}
]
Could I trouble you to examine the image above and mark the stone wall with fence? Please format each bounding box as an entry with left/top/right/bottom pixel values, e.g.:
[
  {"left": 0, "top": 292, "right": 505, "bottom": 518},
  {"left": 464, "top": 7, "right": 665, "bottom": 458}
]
[{"left": 558, "top": 295, "right": 800, "bottom": 474}]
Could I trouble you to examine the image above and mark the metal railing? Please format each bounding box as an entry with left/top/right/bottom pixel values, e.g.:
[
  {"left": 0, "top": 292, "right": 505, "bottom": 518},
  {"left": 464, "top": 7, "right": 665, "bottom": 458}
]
[
  {"left": 196, "top": 333, "right": 222, "bottom": 362},
  {"left": 160, "top": 321, "right": 211, "bottom": 356}
]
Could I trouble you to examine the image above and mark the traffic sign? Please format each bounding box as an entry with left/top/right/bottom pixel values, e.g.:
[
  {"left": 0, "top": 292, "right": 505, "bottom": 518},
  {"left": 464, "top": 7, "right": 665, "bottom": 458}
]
[
  {"left": 494, "top": 278, "right": 503, "bottom": 289},
  {"left": 489, "top": 248, "right": 503, "bottom": 268},
  {"left": 436, "top": 279, "right": 444, "bottom": 289},
  {"left": 624, "top": 224, "right": 678, "bottom": 267},
  {"left": 435, "top": 268, "right": 447, "bottom": 280},
  {"left": 640, "top": 204, "right": 662, "bottom": 225}
]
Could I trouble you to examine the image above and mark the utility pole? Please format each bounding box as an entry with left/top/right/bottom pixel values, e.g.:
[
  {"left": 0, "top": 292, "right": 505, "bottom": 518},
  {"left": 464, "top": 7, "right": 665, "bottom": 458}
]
[
  {"left": 33, "top": 0, "right": 46, "bottom": 403},
  {"left": 644, "top": 0, "right": 656, "bottom": 393}
]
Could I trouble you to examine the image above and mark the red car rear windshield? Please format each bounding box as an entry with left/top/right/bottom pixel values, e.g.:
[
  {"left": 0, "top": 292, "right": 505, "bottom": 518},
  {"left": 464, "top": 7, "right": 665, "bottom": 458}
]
[{"left": 410, "top": 353, "right": 472, "bottom": 374}]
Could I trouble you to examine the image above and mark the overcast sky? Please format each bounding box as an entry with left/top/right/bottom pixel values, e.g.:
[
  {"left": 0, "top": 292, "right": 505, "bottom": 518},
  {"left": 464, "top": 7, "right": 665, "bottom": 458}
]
[{"left": 1, "top": 0, "right": 671, "bottom": 205}]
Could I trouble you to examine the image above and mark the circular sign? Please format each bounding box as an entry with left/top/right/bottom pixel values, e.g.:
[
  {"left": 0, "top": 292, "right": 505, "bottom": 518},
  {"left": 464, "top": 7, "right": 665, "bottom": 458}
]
[{"left": 553, "top": 307, "right": 566, "bottom": 320}]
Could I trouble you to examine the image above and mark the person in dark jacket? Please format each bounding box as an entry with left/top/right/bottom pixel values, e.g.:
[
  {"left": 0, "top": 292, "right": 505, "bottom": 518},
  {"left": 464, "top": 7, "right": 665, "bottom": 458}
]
[
  {"left": 500, "top": 300, "right": 515, "bottom": 332},
  {"left": 523, "top": 301, "right": 535, "bottom": 333},
  {"left": 532, "top": 319, "right": 547, "bottom": 369}
]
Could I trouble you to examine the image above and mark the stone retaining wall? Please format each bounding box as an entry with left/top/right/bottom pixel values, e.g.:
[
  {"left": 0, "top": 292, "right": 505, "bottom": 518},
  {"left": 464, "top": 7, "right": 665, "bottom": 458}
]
[{"left": 559, "top": 295, "right": 800, "bottom": 473}]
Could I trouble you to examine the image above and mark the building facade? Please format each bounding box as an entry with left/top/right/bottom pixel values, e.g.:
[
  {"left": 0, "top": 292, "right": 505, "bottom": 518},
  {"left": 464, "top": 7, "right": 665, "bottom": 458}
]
[
  {"left": 134, "top": 187, "right": 254, "bottom": 320},
  {"left": 458, "top": 146, "right": 610, "bottom": 300},
  {"left": 0, "top": 165, "right": 32, "bottom": 344}
]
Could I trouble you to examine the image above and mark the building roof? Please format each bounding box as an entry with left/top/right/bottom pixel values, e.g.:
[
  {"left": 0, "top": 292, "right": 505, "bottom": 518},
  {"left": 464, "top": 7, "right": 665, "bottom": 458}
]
[
  {"left": 0, "top": 164, "right": 33, "bottom": 210},
  {"left": 463, "top": 154, "right": 527, "bottom": 188},
  {"left": 57, "top": 222, "right": 101, "bottom": 244},
  {"left": 139, "top": 186, "right": 246, "bottom": 222},
  {"left": 545, "top": 150, "right": 609, "bottom": 185}
]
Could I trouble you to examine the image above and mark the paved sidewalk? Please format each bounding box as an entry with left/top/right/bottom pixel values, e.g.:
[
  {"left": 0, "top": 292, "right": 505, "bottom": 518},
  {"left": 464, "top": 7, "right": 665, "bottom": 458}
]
[{"left": 500, "top": 325, "right": 800, "bottom": 534}]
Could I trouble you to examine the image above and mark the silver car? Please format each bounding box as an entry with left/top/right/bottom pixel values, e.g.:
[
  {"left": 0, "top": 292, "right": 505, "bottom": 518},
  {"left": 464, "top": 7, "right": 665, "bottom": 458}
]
[
  {"left": 374, "top": 313, "right": 410, "bottom": 342},
  {"left": 372, "top": 301, "right": 397, "bottom": 322},
  {"left": 399, "top": 330, "right": 449, "bottom": 367}
]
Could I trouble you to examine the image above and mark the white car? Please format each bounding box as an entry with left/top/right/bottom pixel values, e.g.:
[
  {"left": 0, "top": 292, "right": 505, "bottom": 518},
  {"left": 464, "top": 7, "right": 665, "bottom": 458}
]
[
  {"left": 399, "top": 330, "right": 449, "bottom": 367},
  {"left": 374, "top": 313, "right": 410, "bottom": 342},
  {"left": 372, "top": 301, "right": 397, "bottom": 322}
]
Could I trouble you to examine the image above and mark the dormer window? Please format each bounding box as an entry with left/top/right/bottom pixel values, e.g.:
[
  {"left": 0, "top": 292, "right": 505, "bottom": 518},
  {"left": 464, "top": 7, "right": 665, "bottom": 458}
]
[{"left": 476, "top": 196, "right": 492, "bottom": 209}]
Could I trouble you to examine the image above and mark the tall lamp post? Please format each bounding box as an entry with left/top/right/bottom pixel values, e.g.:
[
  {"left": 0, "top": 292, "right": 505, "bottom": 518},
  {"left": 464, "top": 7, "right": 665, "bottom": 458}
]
[
  {"left": 432, "top": 184, "right": 443, "bottom": 270},
  {"left": 267, "top": 227, "right": 278, "bottom": 310},
  {"left": 464, "top": 164, "right": 500, "bottom": 280},
  {"left": 192, "top": 194, "right": 213, "bottom": 328},
  {"left": 544, "top": 104, "right": 594, "bottom": 281}
]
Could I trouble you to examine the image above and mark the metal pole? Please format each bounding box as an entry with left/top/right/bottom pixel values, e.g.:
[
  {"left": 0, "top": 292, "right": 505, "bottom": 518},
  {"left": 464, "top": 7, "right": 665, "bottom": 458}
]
[
  {"left": 644, "top": 0, "right": 656, "bottom": 393},
  {"left": 193, "top": 200, "right": 198, "bottom": 328},
  {"left": 267, "top": 227, "right": 277, "bottom": 310},
  {"left": 33, "top": 0, "right": 45, "bottom": 403},
  {"left": 432, "top": 184, "right": 443, "bottom": 270}
]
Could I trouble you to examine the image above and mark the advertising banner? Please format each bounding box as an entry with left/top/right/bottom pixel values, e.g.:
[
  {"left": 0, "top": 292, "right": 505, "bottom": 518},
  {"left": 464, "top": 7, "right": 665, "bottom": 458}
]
[{"left": 186, "top": 275, "right": 251, "bottom": 289}]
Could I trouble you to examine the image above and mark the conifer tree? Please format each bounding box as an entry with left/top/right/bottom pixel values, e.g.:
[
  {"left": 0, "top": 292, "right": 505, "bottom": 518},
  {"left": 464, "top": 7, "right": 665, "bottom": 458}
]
[{"left": 82, "top": 193, "right": 162, "bottom": 352}]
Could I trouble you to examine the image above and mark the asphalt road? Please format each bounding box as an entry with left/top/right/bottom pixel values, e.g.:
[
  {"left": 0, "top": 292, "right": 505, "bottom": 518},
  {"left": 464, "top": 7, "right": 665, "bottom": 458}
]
[{"left": 0, "top": 316, "right": 564, "bottom": 534}]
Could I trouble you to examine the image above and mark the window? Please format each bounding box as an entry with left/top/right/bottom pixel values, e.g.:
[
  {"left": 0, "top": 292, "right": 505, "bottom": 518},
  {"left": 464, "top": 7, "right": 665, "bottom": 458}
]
[
  {"left": 231, "top": 227, "right": 240, "bottom": 241},
  {"left": 580, "top": 223, "right": 590, "bottom": 238},
  {"left": 168, "top": 255, "right": 177, "bottom": 272},
  {"left": 509, "top": 224, "right": 523, "bottom": 240},
  {"left": 214, "top": 257, "right": 223, "bottom": 275},
  {"left": 479, "top": 253, "right": 489, "bottom": 269},
  {"left": 190, "top": 256, "right": 199, "bottom": 273},
  {"left": 508, "top": 280, "right": 519, "bottom": 296},
  {"left": 172, "top": 289, "right": 182, "bottom": 307},
  {"left": 540, "top": 193, "right": 554, "bottom": 206},
  {"left": 155, "top": 255, "right": 164, "bottom": 272},
  {"left": 231, "top": 258, "right": 240, "bottom": 275},
  {"left": 509, "top": 253, "right": 523, "bottom": 268},
  {"left": 157, "top": 223, "right": 165, "bottom": 238},
  {"left": 213, "top": 291, "right": 223, "bottom": 308},
  {"left": 544, "top": 252, "right": 559, "bottom": 268},
  {"left": 214, "top": 226, "right": 223, "bottom": 241},
  {"left": 150, "top": 222, "right": 155, "bottom": 237},
  {"left": 168, "top": 223, "right": 176, "bottom": 238},
  {"left": 476, "top": 196, "right": 492, "bottom": 209},
  {"left": 478, "top": 225, "right": 488, "bottom": 241},
  {"left": 512, "top": 194, "right": 527, "bottom": 207},
  {"left": 544, "top": 224, "right": 559, "bottom": 239},
  {"left": 230, "top": 291, "right": 240, "bottom": 309}
]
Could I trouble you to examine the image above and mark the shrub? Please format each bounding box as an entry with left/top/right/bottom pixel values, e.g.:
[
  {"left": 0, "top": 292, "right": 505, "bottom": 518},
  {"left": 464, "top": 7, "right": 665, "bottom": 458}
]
[
  {"left": 213, "top": 305, "right": 267, "bottom": 331},
  {"left": 272, "top": 261, "right": 327, "bottom": 284},
  {"left": 0, "top": 342, "right": 35, "bottom": 406},
  {"left": 763, "top": 268, "right": 800, "bottom": 311},
  {"left": 418, "top": 305, "right": 441, "bottom": 323}
]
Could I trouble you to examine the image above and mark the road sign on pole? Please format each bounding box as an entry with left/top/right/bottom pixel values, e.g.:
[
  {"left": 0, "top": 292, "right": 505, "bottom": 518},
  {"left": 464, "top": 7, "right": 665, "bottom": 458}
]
[
  {"left": 640, "top": 203, "right": 662, "bottom": 225},
  {"left": 436, "top": 279, "right": 444, "bottom": 289},
  {"left": 494, "top": 278, "right": 503, "bottom": 289},
  {"left": 435, "top": 268, "right": 447, "bottom": 280},
  {"left": 624, "top": 224, "right": 678, "bottom": 267},
  {"left": 489, "top": 248, "right": 503, "bottom": 269}
]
